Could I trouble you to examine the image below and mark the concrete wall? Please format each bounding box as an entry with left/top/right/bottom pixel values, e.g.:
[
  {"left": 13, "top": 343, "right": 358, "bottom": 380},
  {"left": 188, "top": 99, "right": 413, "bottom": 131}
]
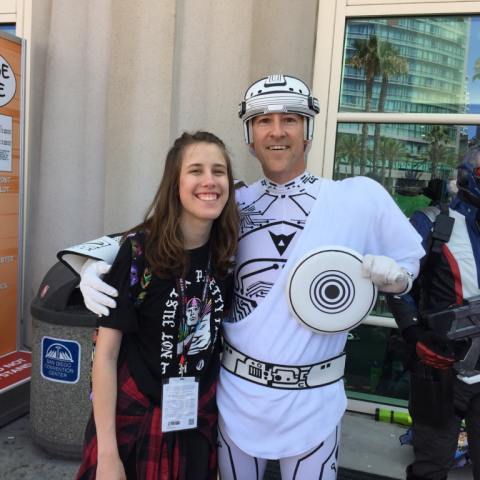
[{"left": 23, "top": 0, "right": 318, "bottom": 345}]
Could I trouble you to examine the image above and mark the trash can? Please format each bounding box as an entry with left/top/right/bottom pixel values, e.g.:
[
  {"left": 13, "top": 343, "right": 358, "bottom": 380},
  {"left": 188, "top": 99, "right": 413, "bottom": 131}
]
[{"left": 30, "top": 261, "right": 96, "bottom": 459}]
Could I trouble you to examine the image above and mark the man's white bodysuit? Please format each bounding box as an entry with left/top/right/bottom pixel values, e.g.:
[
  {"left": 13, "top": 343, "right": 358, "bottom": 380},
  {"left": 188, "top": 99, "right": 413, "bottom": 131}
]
[{"left": 218, "top": 171, "right": 424, "bottom": 461}]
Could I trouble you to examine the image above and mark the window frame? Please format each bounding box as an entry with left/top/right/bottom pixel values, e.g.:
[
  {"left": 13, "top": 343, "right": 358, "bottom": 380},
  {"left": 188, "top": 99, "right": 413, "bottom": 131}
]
[{"left": 311, "top": 1, "right": 480, "bottom": 331}]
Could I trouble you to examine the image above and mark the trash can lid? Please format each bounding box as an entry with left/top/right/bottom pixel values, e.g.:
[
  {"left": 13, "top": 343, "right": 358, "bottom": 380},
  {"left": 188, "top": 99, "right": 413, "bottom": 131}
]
[{"left": 30, "top": 261, "right": 97, "bottom": 327}]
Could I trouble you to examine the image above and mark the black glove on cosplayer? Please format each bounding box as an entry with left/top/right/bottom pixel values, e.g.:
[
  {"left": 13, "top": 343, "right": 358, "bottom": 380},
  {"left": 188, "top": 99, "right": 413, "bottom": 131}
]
[{"left": 402, "top": 324, "right": 424, "bottom": 347}]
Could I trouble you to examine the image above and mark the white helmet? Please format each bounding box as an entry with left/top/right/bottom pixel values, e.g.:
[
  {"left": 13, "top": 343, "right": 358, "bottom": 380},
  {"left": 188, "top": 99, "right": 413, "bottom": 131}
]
[{"left": 238, "top": 75, "right": 320, "bottom": 156}]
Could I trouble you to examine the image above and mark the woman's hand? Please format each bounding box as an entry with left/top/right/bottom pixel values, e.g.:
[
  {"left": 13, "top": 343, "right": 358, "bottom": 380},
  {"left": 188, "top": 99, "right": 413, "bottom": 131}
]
[{"left": 96, "top": 453, "right": 127, "bottom": 480}]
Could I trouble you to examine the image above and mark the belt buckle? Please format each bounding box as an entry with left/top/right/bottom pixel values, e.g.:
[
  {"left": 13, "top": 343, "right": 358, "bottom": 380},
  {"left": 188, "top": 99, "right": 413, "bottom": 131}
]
[
  {"left": 270, "top": 365, "right": 308, "bottom": 388},
  {"left": 244, "top": 360, "right": 304, "bottom": 387}
]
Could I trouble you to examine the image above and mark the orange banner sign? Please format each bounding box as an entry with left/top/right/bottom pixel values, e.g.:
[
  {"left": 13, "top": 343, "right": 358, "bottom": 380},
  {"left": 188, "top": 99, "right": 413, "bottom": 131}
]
[{"left": 0, "top": 33, "right": 22, "bottom": 356}]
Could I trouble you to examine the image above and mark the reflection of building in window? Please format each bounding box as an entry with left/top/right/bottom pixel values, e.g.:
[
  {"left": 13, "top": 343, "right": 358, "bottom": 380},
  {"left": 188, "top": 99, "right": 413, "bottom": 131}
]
[{"left": 338, "top": 16, "right": 472, "bottom": 180}]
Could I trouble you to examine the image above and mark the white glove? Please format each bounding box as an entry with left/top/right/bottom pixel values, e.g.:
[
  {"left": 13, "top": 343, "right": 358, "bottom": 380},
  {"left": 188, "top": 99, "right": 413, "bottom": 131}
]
[
  {"left": 80, "top": 259, "right": 118, "bottom": 316},
  {"left": 362, "top": 254, "right": 412, "bottom": 294}
]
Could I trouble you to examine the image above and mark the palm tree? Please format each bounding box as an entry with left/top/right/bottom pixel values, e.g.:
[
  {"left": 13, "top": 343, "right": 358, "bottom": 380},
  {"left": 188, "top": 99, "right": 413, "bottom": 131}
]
[
  {"left": 335, "top": 134, "right": 362, "bottom": 178},
  {"left": 379, "top": 136, "right": 392, "bottom": 186},
  {"left": 416, "top": 143, "right": 455, "bottom": 180},
  {"left": 454, "top": 148, "right": 467, "bottom": 165},
  {"left": 373, "top": 42, "right": 409, "bottom": 174},
  {"left": 441, "top": 147, "right": 458, "bottom": 173},
  {"left": 346, "top": 35, "right": 381, "bottom": 175},
  {"left": 378, "top": 136, "right": 407, "bottom": 192},
  {"left": 473, "top": 58, "right": 480, "bottom": 82},
  {"left": 422, "top": 125, "right": 453, "bottom": 178}
]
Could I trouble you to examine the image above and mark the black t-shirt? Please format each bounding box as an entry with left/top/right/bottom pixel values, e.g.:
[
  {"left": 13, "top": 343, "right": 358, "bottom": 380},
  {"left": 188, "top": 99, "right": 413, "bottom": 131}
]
[{"left": 98, "top": 234, "right": 232, "bottom": 404}]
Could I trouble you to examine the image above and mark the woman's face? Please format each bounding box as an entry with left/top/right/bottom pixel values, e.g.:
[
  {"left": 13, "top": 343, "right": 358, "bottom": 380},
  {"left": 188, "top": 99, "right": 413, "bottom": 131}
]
[{"left": 178, "top": 142, "right": 229, "bottom": 229}]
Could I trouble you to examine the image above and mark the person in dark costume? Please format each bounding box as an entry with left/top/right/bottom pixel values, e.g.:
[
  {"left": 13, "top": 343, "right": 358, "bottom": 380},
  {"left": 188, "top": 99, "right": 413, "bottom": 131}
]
[
  {"left": 75, "top": 131, "right": 239, "bottom": 480},
  {"left": 388, "top": 145, "right": 480, "bottom": 479}
]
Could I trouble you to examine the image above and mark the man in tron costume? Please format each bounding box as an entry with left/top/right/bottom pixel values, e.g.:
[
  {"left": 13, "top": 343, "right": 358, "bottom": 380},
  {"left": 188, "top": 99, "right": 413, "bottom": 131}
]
[
  {"left": 388, "top": 145, "right": 480, "bottom": 480},
  {"left": 64, "top": 75, "right": 425, "bottom": 479}
]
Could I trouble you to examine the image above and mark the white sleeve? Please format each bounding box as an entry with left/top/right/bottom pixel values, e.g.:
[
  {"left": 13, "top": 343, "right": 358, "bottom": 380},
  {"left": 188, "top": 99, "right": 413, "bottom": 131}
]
[
  {"left": 345, "top": 177, "right": 424, "bottom": 279},
  {"left": 57, "top": 235, "right": 122, "bottom": 276}
]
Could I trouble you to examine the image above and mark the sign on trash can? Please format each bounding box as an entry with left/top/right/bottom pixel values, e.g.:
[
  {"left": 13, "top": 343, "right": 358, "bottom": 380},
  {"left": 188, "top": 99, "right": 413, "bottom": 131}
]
[{"left": 41, "top": 337, "right": 81, "bottom": 384}]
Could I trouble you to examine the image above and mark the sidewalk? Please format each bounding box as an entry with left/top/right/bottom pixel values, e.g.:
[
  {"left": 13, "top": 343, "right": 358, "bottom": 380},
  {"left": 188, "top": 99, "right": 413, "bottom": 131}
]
[
  {"left": 0, "top": 414, "right": 78, "bottom": 479},
  {"left": 0, "top": 411, "right": 474, "bottom": 479},
  {"left": 339, "top": 412, "right": 472, "bottom": 479}
]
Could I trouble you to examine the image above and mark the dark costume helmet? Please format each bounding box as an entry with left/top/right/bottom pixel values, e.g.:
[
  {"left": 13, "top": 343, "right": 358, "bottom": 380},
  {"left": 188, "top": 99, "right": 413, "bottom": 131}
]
[{"left": 457, "top": 161, "right": 480, "bottom": 200}]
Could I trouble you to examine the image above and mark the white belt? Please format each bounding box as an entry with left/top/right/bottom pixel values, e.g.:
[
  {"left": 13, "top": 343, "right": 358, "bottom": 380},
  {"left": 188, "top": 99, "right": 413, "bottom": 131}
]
[{"left": 221, "top": 339, "right": 345, "bottom": 390}]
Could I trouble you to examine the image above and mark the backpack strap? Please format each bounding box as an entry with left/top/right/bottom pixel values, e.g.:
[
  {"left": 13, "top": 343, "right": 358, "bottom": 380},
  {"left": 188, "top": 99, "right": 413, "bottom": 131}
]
[
  {"left": 432, "top": 203, "right": 455, "bottom": 253},
  {"left": 417, "top": 202, "right": 455, "bottom": 256},
  {"left": 128, "top": 230, "right": 152, "bottom": 308}
]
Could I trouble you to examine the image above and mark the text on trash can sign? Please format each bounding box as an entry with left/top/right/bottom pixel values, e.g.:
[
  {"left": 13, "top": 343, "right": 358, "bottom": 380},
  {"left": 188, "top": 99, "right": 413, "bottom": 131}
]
[{"left": 41, "top": 337, "right": 81, "bottom": 384}]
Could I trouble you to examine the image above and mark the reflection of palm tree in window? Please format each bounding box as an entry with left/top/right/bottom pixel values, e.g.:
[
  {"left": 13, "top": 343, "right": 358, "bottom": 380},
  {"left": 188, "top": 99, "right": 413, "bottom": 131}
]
[
  {"left": 454, "top": 148, "right": 467, "bottom": 165},
  {"left": 473, "top": 58, "right": 480, "bottom": 82},
  {"left": 373, "top": 43, "right": 409, "bottom": 175},
  {"left": 421, "top": 125, "right": 453, "bottom": 178},
  {"left": 335, "top": 134, "right": 362, "bottom": 178},
  {"left": 415, "top": 143, "right": 456, "bottom": 178},
  {"left": 379, "top": 136, "right": 407, "bottom": 192},
  {"left": 347, "top": 35, "right": 409, "bottom": 176},
  {"left": 346, "top": 35, "right": 380, "bottom": 176}
]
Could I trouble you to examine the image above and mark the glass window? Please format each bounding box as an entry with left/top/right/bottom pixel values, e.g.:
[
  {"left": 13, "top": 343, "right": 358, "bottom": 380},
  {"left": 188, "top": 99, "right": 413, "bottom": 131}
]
[
  {"left": 334, "top": 123, "right": 475, "bottom": 217},
  {"left": 334, "top": 120, "right": 463, "bottom": 370},
  {"left": 344, "top": 324, "right": 409, "bottom": 407},
  {"left": 340, "top": 16, "right": 480, "bottom": 116},
  {"left": 0, "top": 24, "right": 16, "bottom": 36},
  {"left": 336, "top": 14, "right": 480, "bottom": 411}
]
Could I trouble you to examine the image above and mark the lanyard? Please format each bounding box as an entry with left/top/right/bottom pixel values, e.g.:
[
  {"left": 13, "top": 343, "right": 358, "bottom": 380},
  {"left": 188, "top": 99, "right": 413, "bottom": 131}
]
[{"left": 176, "top": 248, "right": 212, "bottom": 376}]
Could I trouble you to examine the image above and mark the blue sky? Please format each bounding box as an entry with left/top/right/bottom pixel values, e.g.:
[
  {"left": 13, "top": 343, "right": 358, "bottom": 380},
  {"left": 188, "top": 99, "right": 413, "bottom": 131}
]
[{"left": 466, "top": 17, "right": 480, "bottom": 138}]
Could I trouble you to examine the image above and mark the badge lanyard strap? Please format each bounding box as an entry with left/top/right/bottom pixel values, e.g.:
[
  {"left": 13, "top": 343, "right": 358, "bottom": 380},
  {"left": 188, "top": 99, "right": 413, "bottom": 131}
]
[{"left": 176, "top": 248, "right": 212, "bottom": 377}]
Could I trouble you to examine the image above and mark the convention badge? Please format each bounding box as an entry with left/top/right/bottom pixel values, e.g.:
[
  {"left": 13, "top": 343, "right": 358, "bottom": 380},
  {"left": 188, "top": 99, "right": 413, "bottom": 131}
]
[
  {"left": 161, "top": 377, "right": 199, "bottom": 432},
  {"left": 286, "top": 246, "right": 378, "bottom": 334}
]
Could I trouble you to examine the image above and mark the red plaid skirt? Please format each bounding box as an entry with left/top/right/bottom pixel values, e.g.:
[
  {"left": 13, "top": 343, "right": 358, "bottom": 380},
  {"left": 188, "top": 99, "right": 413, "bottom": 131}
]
[{"left": 76, "top": 361, "right": 218, "bottom": 480}]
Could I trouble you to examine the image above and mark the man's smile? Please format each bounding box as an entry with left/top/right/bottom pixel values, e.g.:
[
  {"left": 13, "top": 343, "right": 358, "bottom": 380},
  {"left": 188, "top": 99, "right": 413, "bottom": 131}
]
[{"left": 268, "top": 146, "right": 289, "bottom": 150}]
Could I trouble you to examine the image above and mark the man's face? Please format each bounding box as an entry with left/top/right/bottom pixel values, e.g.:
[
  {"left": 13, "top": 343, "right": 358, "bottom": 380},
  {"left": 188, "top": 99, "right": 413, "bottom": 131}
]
[
  {"left": 186, "top": 302, "right": 201, "bottom": 326},
  {"left": 250, "top": 113, "right": 309, "bottom": 184}
]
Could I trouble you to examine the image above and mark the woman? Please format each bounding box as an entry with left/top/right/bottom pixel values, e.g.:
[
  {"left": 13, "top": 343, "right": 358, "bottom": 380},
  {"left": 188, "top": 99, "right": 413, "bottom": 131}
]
[{"left": 76, "top": 131, "right": 239, "bottom": 480}]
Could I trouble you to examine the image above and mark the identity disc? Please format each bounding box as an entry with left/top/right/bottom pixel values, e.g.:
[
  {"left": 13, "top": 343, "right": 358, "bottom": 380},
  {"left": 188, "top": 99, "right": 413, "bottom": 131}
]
[{"left": 286, "top": 246, "right": 377, "bottom": 334}]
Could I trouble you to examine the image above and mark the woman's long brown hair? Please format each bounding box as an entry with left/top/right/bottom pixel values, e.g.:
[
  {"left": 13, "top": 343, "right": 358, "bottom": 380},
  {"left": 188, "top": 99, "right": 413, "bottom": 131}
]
[{"left": 123, "top": 131, "right": 239, "bottom": 279}]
